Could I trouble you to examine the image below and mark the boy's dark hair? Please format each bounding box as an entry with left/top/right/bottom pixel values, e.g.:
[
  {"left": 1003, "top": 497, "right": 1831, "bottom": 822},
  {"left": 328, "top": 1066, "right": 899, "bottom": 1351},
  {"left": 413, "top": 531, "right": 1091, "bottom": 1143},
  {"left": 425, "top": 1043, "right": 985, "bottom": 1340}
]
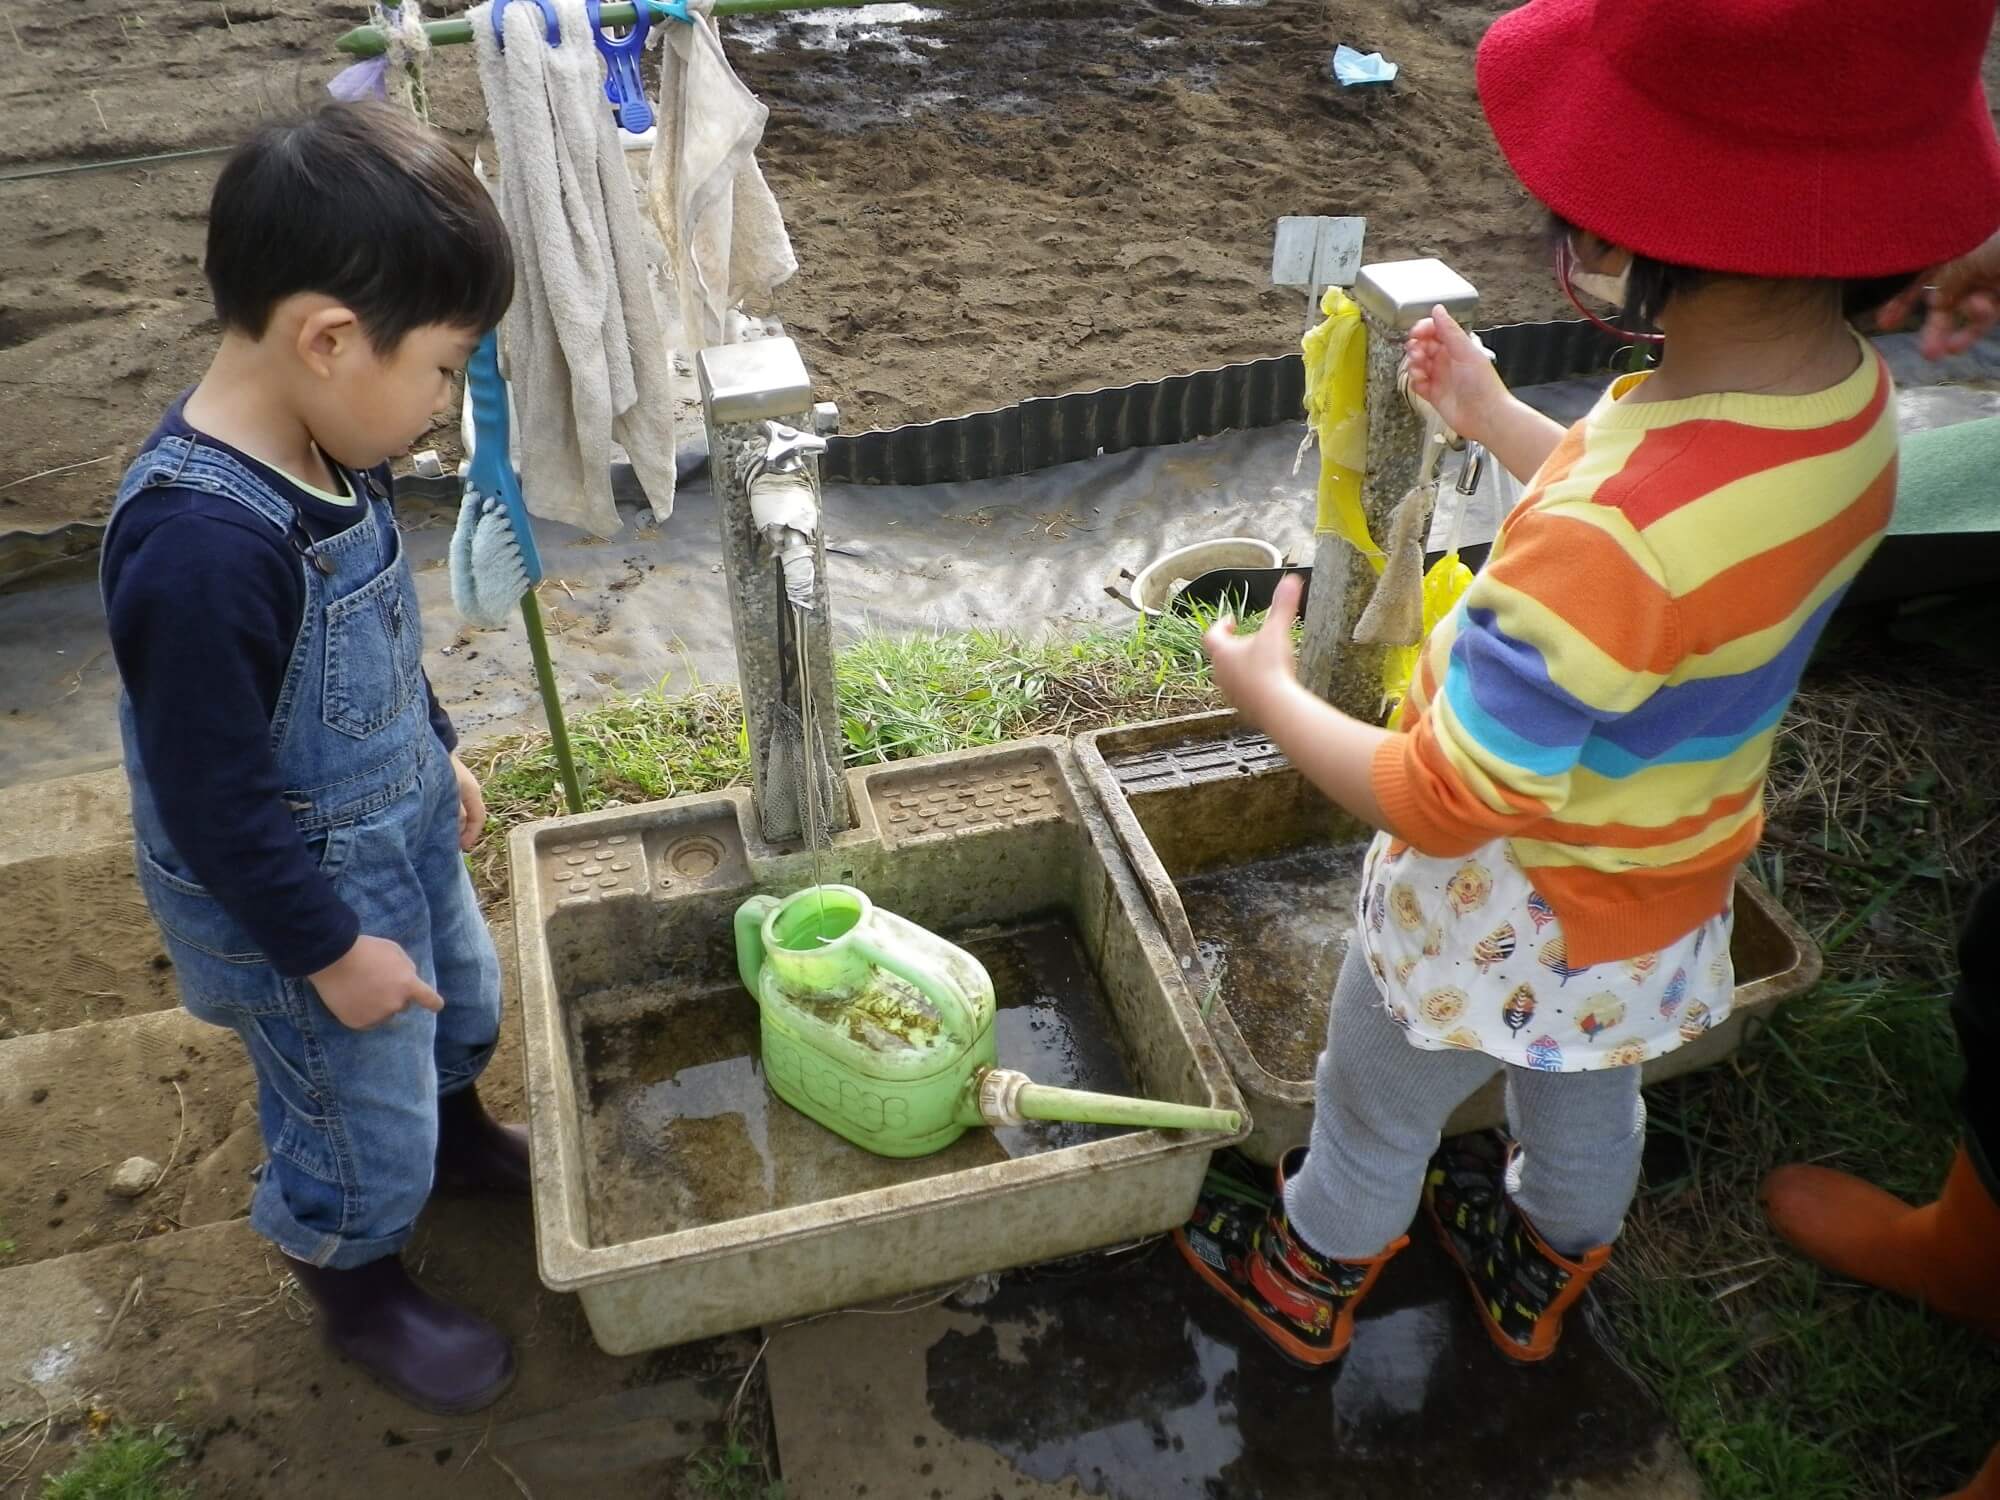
[
  {"left": 206, "top": 101, "right": 514, "bottom": 353},
  {"left": 1549, "top": 215, "right": 1915, "bottom": 332}
]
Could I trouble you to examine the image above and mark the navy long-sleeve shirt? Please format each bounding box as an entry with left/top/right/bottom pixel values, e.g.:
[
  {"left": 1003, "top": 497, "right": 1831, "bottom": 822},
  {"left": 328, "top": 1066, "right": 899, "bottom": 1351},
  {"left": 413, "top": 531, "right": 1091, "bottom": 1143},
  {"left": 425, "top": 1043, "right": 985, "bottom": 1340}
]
[{"left": 102, "top": 401, "right": 457, "bottom": 978}]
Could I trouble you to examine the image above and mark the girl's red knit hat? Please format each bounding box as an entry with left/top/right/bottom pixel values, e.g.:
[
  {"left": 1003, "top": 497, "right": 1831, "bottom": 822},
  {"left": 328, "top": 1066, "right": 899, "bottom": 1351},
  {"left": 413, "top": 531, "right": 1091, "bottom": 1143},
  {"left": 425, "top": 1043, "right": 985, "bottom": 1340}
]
[{"left": 1476, "top": 0, "right": 2000, "bottom": 278}]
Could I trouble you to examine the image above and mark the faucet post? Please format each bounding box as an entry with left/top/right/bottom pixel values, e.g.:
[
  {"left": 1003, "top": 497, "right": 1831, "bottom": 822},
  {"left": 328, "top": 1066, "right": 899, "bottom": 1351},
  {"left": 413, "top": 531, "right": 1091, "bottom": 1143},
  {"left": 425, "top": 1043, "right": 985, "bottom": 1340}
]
[
  {"left": 1297, "top": 259, "right": 1479, "bottom": 720},
  {"left": 698, "top": 337, "right": 854, "bottom": 844}
]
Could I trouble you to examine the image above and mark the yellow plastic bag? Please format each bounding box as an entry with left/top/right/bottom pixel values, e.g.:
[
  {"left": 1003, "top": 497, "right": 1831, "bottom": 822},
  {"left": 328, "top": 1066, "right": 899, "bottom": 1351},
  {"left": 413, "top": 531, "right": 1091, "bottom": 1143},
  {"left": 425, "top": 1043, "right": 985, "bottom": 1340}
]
[
  {"left": 1301, "top": 288, "right": 1376, "bottom": 568},
  {"left": 1381, "top": 549, "right": 1474, "bottom": 717},
  {"left": 1301, "top": 288, "right": 1475, "bottom": 720}
]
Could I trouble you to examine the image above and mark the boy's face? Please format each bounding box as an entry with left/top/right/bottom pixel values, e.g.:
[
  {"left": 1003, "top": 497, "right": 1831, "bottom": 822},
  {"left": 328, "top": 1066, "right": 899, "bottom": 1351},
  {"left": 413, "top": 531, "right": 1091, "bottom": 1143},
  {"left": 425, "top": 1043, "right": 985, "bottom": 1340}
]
[{"left": 295, "top": 307, "right": 482, "bottom": 471}]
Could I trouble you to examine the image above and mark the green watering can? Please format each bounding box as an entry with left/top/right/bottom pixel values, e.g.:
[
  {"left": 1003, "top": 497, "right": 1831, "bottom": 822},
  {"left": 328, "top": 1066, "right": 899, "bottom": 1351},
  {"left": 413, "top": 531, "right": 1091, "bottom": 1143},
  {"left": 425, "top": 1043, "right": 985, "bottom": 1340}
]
[{"left": 735, "top": 885, "right": 1242, "bottom": 1158}]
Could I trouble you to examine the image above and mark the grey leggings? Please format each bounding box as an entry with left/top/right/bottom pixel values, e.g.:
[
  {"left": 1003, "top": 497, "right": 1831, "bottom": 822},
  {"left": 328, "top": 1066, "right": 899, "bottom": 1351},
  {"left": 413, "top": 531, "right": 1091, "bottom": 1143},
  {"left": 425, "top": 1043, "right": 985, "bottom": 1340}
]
[{"left": 1284, "top": 942, "right": 1646, "bottom": 1261}]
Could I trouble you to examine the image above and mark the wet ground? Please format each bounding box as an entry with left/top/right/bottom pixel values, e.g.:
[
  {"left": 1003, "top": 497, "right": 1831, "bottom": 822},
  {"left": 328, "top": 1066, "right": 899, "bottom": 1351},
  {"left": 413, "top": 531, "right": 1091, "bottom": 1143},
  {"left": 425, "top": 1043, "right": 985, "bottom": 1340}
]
[
  {"left": 1181, "top": 841, "right": 1369, "bottom": 1082},
  {"left": 768, "top": 1223, "right": 1699, "bottom": 1497},
  {"left": 574, "top": 916, "right": 1137, "bottom": 1243}
]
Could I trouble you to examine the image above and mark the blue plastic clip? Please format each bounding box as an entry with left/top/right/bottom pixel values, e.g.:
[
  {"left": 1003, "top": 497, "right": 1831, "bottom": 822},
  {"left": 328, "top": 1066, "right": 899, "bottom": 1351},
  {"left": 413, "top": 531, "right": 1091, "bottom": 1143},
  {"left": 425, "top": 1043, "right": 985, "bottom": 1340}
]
[
  {"left": 644, "top": 0, "right": 695, "bottom": 21},
  {"left": 586, "top": 0, "right": 653, "bottom": 133},
  {"left": 492, "top": 0, "right": 562, "bottom": 48},
  {"left": 465, "top": 331, "right": 545, "bottom": 584}
]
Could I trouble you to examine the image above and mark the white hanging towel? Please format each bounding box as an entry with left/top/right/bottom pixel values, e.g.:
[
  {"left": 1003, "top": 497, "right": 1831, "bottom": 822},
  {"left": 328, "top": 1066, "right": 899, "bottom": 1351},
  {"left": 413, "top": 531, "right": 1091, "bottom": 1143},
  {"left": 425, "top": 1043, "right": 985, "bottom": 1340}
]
[
  {"left": 648, "top": 3, "right": 798, "bottom": 353},
  {"left": 471, "top": 0, "right": 678, "bottom": 536}
]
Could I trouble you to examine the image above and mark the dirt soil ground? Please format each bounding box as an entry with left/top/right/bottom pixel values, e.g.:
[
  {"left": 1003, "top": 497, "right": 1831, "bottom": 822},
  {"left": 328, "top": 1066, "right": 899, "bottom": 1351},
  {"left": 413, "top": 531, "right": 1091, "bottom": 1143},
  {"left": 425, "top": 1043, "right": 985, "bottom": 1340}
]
[{"left": 0, "top": 0, "right": 1559, "bottom": 537}]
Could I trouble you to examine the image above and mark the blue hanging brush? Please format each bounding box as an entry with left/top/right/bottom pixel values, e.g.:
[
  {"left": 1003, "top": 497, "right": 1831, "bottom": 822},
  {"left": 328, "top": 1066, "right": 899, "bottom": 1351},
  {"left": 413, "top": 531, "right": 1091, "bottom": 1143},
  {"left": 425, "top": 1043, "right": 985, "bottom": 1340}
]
[{"left": 449, "top": 329, "right": 585, "bottom": 813}]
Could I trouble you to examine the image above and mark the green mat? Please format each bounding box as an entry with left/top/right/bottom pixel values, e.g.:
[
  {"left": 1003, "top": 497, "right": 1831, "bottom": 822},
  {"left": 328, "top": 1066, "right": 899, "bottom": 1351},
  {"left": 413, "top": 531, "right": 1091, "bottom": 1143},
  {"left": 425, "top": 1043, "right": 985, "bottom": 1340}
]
[{"left": 1893, "top": 416, "right": 2000, "bottom": 536}]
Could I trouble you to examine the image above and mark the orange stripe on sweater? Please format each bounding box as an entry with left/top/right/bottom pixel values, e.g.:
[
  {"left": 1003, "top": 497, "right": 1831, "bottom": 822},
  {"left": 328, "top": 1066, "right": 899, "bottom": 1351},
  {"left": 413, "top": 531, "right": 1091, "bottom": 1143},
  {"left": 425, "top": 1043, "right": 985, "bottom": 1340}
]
[
  {"left": 1590, "top": 367, "right": 1889, "bottom": 532},
  {"left": 1530, "top": 424, "right": 1590, "bottom": 493},
  {"left": 1481, "top": 512, "right": 1680, "bottom": 676},
  {"left": 1675, "top": 460, "right": 1897, "bottom": 648},
  {"left": 1524, "top": 819, "right": 1761, "bottom": 967},
  {"left": 1372, "top": 717, "right": 1547, "bottom": 858},
  {"left": 1535, "top": 780, "right": 1763, "bottom": 850}
]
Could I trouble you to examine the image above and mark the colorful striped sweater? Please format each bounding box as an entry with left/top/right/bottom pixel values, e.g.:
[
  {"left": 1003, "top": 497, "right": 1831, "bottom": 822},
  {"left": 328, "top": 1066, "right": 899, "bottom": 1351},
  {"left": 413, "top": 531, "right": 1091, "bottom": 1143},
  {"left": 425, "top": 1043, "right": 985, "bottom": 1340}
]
[{"left": 1372, "top": 336, "right": 1897, "bottom": 967}]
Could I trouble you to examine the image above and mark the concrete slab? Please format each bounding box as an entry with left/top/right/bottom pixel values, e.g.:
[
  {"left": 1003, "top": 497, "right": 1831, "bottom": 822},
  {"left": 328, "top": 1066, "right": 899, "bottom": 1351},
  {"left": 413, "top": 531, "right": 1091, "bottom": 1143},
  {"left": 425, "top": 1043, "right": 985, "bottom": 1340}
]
[
  {"left": 0, "top": 1206, "right": 739, "bottom": 1498},
  {"left": 767, "top": 1235, "right": 1700, "bottom": 1500},
  {"left": 0, "top": 766, "right": 172, "bottom": 1037}
]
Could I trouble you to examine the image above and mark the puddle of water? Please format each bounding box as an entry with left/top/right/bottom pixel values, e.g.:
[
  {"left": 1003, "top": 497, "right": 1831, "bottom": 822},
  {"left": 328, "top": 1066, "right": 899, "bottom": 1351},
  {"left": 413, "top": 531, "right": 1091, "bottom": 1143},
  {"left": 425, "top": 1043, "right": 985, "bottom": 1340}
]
[
  {"left": 920, "top": 1238, "right": 1673, "bottom": 1497},
  {"left": 1177, "top": 842, "right": 1369, "bottom": 1082},
  {"left": 727, "top": 2, "right": 945, "bottom": 63},
  {"left": 573, "top": 916, "right": 1137, "bottom": 1246}
]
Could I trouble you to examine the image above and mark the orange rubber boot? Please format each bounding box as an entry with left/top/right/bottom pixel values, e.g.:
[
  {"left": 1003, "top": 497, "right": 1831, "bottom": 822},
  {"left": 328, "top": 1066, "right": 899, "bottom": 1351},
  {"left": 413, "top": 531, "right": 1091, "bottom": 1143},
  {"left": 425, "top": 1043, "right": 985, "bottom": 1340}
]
[
  {"left": 1944, "top": 1440, "right": 2000, "bottom": 1500},
  {"left": 1761, "top": 1147, "right": 2000, "bottom": 1342}
]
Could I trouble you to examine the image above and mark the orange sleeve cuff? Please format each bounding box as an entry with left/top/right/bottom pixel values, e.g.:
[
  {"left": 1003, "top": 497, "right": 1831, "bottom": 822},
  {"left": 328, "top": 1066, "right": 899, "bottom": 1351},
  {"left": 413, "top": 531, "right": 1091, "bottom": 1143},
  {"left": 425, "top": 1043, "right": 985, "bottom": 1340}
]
[{"left": 1369, "top": 724, "right": 1501, "bottom": 860}]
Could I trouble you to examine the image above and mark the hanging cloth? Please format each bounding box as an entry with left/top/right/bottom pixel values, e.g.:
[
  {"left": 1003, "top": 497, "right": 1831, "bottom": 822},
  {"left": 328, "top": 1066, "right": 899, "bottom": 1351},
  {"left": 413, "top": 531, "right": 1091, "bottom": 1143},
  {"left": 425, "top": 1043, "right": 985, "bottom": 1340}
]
[
  {"left": 647, "top": 1, "right": 798, "bottom": 352},
  {"left": 471, "top": 0, "right": 679, "bottom": 535}
]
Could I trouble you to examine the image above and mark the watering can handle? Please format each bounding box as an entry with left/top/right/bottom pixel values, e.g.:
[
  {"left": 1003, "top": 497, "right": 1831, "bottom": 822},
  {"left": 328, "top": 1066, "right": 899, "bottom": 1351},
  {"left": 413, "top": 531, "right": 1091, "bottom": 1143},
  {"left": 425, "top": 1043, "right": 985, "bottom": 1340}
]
[
  {"left": 850, "top": 935, "right": 976, "bottom": 1051},
  {"left": 735, "top": 895, "right": 778, "bottom": 997}
]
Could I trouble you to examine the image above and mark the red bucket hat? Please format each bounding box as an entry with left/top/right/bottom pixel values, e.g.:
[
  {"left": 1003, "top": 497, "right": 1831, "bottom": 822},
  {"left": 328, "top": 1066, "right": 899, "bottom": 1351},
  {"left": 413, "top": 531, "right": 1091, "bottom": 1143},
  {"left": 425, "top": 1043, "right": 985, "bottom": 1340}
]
[{"left": 1476, "top": 0, "right": 2000, "bottom": 278}]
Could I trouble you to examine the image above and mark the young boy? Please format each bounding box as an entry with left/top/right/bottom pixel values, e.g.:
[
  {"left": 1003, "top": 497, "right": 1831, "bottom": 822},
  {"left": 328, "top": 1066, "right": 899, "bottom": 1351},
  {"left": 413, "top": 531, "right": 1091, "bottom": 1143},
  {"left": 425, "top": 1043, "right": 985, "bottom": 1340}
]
[{"left": 101, "top": 102, "right": 524, "bottom": 1415}]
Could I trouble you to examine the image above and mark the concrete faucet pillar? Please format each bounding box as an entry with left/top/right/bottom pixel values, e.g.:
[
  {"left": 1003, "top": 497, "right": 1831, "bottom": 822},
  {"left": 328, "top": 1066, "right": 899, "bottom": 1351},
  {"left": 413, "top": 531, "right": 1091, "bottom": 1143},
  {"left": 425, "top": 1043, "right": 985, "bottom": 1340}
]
[
  {"left": 1297, "top": 259, "right": 1479, "bottom": 719},
  {"left": 697, "top": 337, "right": 854, "bottom": 844}
]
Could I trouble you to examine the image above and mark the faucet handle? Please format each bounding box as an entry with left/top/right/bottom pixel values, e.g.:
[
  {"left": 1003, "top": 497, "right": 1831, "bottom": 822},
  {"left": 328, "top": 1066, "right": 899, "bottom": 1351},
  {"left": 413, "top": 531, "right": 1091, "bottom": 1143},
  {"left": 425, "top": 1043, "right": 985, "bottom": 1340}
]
[
  {"left": 1396, "top": 362, "right": 1466, "bottom": 452},
  {"left": 761, "top": 421, "right": 828, "bottom": 475}
]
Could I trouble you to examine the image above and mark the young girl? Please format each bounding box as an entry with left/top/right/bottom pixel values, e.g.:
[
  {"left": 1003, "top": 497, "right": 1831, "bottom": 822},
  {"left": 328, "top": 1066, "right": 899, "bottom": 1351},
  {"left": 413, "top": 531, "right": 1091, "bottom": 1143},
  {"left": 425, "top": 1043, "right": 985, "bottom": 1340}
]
[{"left": 1176, "top": 0, "right": 2000, "bottom": 1369}]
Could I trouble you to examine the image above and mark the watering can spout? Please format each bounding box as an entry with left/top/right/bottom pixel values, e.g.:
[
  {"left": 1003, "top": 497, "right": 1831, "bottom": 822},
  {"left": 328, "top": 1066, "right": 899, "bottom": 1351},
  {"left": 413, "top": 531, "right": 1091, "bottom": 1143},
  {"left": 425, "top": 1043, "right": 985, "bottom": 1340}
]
[{"left": 961, "top": 1068, "right": 1241, "bottom": 1136}]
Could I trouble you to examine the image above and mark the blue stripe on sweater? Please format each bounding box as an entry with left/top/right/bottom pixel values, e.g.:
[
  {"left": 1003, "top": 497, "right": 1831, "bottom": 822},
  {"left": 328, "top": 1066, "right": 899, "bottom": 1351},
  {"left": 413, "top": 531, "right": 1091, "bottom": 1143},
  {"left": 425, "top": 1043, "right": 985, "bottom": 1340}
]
[
  {"left": 1442, "top": 659, "right": 1589, "bottom": 779},
  {"left": 1590, "top": 591, "right": 1842, "bottom": 758},
  {"left": 1577, "top": 696, "right": 1792, "bottom": 779},
  {"left": 1448, "top": 608, "right": 1602, "bottom": 751},
  {"left": 1443, "top": 587, "right": 1843, "bottom": 779}
]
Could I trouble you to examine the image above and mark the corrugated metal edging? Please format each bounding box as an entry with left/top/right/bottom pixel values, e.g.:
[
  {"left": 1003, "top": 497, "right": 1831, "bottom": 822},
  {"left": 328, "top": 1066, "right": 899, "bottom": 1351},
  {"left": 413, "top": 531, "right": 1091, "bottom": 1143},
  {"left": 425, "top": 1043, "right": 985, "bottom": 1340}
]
[
  {"left": 822, "top": 317, "right": 1628, "bottom": 486},
  {"left": 824, "top": 355, "right": 1307, "bottom": 487}
]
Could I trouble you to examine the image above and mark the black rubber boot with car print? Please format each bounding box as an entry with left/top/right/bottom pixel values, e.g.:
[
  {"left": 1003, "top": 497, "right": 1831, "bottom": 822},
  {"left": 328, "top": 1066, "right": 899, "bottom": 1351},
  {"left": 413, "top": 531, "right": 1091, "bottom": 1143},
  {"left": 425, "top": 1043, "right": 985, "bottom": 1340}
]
[
  {"left": 1426, "top": 1131, "right": 1611, "bottom": 1363},
  {"left": 1176, "top": 1147, "right": 1408, "bottom": 1368}
]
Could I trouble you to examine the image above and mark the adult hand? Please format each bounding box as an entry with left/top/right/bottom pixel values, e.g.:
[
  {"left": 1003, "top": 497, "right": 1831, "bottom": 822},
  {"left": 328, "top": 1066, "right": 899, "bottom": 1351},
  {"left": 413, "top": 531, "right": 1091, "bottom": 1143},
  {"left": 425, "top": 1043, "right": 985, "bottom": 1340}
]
[
  {"left": 309, "top": 934, "right": 445, "bottom": 1029},
  {"left": 1879, "top": 230, "right": 2000, "bottom": 359}
]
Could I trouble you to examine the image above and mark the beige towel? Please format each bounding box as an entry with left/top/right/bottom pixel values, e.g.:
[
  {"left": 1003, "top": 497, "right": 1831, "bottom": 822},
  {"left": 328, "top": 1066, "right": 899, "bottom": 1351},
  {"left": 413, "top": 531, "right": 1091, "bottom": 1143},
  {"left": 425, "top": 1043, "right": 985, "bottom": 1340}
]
[
  {"left": 648, "top": 5, "right": 797, "bottom": 353},
  {"left": 471, "top": 0, "right": 678, "bottom": 535},
  {"left": 1352, "top": 485, "right": 1432, "bottom": 647}
]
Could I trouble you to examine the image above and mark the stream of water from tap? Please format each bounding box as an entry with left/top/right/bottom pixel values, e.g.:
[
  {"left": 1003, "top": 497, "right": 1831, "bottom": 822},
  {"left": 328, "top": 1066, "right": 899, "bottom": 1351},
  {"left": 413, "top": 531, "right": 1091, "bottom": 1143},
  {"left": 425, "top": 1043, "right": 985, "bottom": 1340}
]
[{"left": 793, "top": 602, "right": 832, "bottom": 936}]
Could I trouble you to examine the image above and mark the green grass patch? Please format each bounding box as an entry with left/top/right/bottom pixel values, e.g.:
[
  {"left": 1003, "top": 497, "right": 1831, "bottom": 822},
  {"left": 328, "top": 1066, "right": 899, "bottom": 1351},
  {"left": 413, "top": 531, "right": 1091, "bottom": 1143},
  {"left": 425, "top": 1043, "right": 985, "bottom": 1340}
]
[
  {"left": 684, "top": 1421, "right": 783, "bottom": 1500},
  {"left": 1612, "top": 648, "right": 2000, "bottom": 1500},
  {"left": 37, "top": 1426, "right": 191, "bottom": 1500},
  {"left": 466, "top": 613, "right": 1229, "bottom": 896}
]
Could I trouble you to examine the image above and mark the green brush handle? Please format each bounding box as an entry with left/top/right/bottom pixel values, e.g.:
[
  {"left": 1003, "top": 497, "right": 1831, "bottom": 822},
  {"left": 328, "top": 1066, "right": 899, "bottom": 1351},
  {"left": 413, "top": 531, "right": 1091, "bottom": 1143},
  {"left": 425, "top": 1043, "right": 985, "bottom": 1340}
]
[
  {"left": 337, "top": 0, "right": 947, "bottom": 56},
  {"left": 519, "top": 588, "right": 586, "bottom": 815}
]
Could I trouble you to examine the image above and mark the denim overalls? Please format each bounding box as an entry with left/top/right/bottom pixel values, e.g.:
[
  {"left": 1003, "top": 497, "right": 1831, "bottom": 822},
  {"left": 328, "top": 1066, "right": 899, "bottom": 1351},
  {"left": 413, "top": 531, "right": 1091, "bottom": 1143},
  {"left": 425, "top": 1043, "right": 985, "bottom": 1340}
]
[{"left": 104, "top": 435, "right": 501, "bottom": 1269}]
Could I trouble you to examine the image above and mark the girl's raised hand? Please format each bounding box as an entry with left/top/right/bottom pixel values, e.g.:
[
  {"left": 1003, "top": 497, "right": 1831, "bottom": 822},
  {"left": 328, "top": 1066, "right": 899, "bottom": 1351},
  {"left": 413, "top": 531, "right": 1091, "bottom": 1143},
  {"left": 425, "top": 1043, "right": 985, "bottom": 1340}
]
[
  {"left": 1405, "top": 304, "right": 1507, "bottom": 444},
  {"left": 1202, "top": 574, "right": 1304, "bottom": 730}
]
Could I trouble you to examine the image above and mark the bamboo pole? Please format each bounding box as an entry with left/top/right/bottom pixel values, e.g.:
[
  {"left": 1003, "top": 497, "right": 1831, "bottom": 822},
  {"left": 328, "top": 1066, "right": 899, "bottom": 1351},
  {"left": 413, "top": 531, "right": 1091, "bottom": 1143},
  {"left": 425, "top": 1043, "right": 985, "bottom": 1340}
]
[{"left": 338, "top": 0, "right": 944, "bottom": 56}]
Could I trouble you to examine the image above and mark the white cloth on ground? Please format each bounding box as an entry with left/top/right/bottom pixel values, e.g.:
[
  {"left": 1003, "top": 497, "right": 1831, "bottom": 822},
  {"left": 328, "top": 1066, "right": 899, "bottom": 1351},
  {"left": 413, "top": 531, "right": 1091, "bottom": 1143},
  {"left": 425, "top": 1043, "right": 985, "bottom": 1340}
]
[
  {"left": 647, "top": 2, "right": 797, "bottom": 354},
  {"left": 471, "top": 0, "right": 678, "bottom": 536}
]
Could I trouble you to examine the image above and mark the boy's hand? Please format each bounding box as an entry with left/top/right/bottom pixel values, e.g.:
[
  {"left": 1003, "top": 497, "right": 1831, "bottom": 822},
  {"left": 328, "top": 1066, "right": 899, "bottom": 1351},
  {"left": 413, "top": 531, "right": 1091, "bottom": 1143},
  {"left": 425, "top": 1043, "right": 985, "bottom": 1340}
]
[
  {"left": 1203, "top": 574, "right": 1305, "bottom": 730},
  {"left": 310, "top": 935, "right": 445, "bottom": 1030},
  {"left": 1406, "top": 305, "right": 1508, "bottom": 444},
  {"left": 451, "top": 753, "right": 487, "bottom": 852}
]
